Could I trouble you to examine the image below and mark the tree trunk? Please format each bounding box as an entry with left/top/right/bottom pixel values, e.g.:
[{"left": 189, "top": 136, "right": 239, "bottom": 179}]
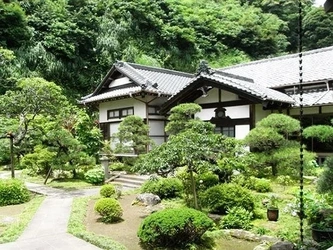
[{"left": 44, "top": 166, "right": 52, "bottom": 185}]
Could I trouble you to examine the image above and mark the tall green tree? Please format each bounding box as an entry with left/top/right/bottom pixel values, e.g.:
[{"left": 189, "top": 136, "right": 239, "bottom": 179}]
[{"left": 113, "top": 115, "right": 152, "bottom": 155}]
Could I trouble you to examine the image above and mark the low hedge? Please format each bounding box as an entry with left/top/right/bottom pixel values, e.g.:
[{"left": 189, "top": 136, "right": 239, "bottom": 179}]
[{"left": 0, "top": 179, "right": 30, "bottom": 206}]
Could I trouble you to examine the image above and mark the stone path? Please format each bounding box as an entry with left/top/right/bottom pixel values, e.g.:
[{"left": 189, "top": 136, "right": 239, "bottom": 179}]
[{"left": 0, "top": 172, "right": 102, "bottom": 250}]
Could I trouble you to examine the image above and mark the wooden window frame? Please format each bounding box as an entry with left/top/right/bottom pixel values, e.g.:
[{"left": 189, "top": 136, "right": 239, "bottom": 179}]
[{"left": 107, "top": 107, "right": 134, "bottom": 119}]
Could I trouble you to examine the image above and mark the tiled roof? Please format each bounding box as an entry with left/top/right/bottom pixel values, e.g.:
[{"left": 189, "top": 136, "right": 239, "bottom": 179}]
[
  {"left": 219, "top": 46, "right": 333, "bottom": 88},
  {"left": 168, "top": 71, "right": 294, "bottom": 104},
  {"left": 80, "top": 62, "right": 194, "bottom": 103},
  {"left": 80, "top": 87, "right": 142, "bottom": 104},
  {"left": 291, "top": 90, "right": 333, "bottom": 107},
  {"left": 124, "top": 62, "right": 194, "bottom": 95}
]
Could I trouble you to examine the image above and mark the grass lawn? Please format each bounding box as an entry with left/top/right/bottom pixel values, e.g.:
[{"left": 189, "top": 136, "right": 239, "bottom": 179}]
[
  {"left": 0, "top": 194, "right": 45, "bottom": 243},
  {"left": 17, "top": 171, "right": 96, "bottom": 191}
]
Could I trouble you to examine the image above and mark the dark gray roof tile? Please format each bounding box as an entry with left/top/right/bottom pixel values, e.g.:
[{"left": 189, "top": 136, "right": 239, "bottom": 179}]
[{"left": 219, "top": 46, "right": 333, "bottom": 88}]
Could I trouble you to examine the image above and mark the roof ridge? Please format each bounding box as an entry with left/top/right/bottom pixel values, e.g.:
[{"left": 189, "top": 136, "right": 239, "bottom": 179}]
[
  {"left": 219, "top": 46, "right": 333, "bottom": 70},
  {"left": 214, "top": 71, "right": 254, "bottom": 83},
  {"left": 127, "top": 62, "right": 194, "bottom": 78},
  {"left": 115, "top": 61, "right": 153, "bottom": 88}
]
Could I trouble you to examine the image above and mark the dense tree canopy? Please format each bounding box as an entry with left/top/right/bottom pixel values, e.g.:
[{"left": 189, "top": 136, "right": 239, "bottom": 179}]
[{"left": 0, "top": 0, "right": 330, "bottom": 98}]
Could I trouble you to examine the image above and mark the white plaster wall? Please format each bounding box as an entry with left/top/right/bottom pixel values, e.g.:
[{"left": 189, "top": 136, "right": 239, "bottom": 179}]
[
  {"left": 235, "top": 125, "right": 250, "bottom": 139},
  {"left": 221, "top": 90, "right": 240, "bottom": 101},
  {"left": 226, "top": 105, "right": 249, "bottom": 119},
  {"left": 196, "top": 88, "right": 219, "bottom": 104},
  {"left": 289, "top": 107, "right": 319, "bottom": 116},
  {"left": 197, "top": 105, "right": 249, "bottom": 120},
  {"left": 196, "top": 108, "right": 215, "bottom": 120},
  {"left": 254, "top": 104, "right": 272, "bottom": 124},
  {"left": 322, "top": 105, "right": 333, "bottom": 113},
  {"left": 99, "top": 98, "right": 146, "bottom": 122}
]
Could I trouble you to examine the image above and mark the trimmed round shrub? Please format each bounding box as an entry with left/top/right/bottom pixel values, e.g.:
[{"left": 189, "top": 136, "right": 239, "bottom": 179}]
[
  {"left": 253, "top": 178, "right": 272, "bottom": 193},
  {"left": 0, "top": 179, "right": 30, "bottom": 206},
  {"left": 141, "top": 177, "right": 183, "bottom": 199},
  {"left": 220, "top": 206, "right": 253, "bottom": 230},
  {"left": 100, "top": 184, "right": 116, "bottom": 198},
  {"left": 94, "top": 198, "right": 123, "bottom": 223},
  {"left": 84, "top": 168, "right": 104, "bottom": 185},
  {"left": 201, "top": 183, "right": 255, "bottom": 214},
  {"left": 137, "top": 207, "right": 215, "bottom": 248}
]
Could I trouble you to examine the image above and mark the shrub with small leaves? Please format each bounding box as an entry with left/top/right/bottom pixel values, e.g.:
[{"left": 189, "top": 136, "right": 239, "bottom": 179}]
[
  {"left": 137, "top": 207, "right": 215, "bottom": 249},
  {"left": 220, "top": 207, "right": 253, "bottom": 230},
  {"left": 94, "top": 198, "right": 123, "bottom": 223},
  {"left": 197, "top": 172, "right": 219, "bottom": 191},
  {"left": 84, "top": 167, "right": 104, "bottom": 185},
  {"left": 276, "top": 175, "right": 293, "bottom": 187},
  {"left": 0, "top": 179, "right": 30, "bottom": 206},
  {"left": 100, "top": 184, "right": 116, "bottom": 198},
  {"left": 253, "top": 178, "right": 272, "bottom": 193},
  {"left": 201, "top": 183, "right": 255, "bottom": 214},
  {"left": 141, "top": 177, "right": 183, "bottom": 199}
]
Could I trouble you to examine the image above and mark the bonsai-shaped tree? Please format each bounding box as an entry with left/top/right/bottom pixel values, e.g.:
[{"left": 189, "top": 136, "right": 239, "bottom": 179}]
[
  {"left": 113, "top": 115, "right": 152, "bottom": 155},
  {"left": 244, "top": 113, "right": 315, "bottom": 177}
]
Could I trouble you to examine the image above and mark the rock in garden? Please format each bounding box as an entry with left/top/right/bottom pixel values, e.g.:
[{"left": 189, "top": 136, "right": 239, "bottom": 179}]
[
  {"left": 253, "top": 242, "right": 270, "bottom": 250},
  {"left": 1, "top": 216, "right": 16, "bottom": 225},
  {"left": 134, "top": 193, "right": 161, "bottom": 206},
  {"left": 270, "top": 241, "right": 295, "bottom": 250}
]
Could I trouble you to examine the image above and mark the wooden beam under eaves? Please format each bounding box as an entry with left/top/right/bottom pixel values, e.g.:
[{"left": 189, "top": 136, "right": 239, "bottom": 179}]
[{"left": 324, "top": 0, "right": 333, "bottom": 12}]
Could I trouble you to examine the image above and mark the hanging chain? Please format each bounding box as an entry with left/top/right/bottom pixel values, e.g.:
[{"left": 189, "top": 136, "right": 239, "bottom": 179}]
[{"left": 298, "top": 0, "right": 304, "bottom": 245}]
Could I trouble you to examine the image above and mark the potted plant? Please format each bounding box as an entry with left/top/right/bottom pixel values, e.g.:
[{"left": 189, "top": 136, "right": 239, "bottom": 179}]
[
  {"left": 266, "top": 195, "right": 279, "bottom": 221},
  {"left": 306, "top": 200, "right": 333, "bottom": 242}
]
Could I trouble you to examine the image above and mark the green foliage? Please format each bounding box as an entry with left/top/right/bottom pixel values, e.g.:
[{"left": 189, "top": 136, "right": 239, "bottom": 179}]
[
  {"left": 141, "top": 177, "right": 183, "bottom": 199},
  {"left": 113, "top": 115, "right": 152, "bottom": 155},
  {"left": 196, "top": 172, "right": 219, "bottom": 190},
  {"left": 272, "top": 146, "right": 317, "bottom": 177},
  {"left": 253, "top": 178, "right": 272, "bottom": 193},
  {"left": 109, "top": 162, "right": 125, "bottom": 171},
  {"left": 257, "top": 113, "right": 300, "bottom": 136},
  {"left": 220, "top": 207, "right": 253, "bottom": 230},
  {"left": 20, "top": 145, "right": 56, "bottom": 175},
  {"left": 201, "top": 183, "right": 255, "bottom": 215},
  {"left": 100, "top": 184, "right": 117, "bottom": 198},
  {"left": 0, "top": 1, "right": 31, "bottom": 48},
  {"left": 231, "top": 175, "right": 271, "bottom": 192},
  {"left": 94, "top": 198, "right": 123, "bottom": 223},
  {"left": 303, "top": 125, "right": 333, "bottom": 143},
  {"left": 303, "top": 6, "right": 333, "bottom": 51},
  {"left": 0, "top": 179, "right": 30, "bottom": 206},
  {"left": 84, "top": 168, "right": 104, "bottom": 185},
  {"left": 276, "top": 175, "right": 294, "bottom": 187},
  {"left": 165, "top": 103, "right": 202, "bottom": 135},
  {"left": 244, "top": 126, "right": 285, "bottom": 152},
  {"left": 137, "top": 207, "right": 215, "bottom": 249},
  {"left": 317, "top": 157, "right": 333, "bottom": 194}
]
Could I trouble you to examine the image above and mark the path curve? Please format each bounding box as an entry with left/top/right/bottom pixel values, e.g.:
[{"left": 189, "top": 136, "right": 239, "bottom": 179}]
[{"left": 0, "top": 172, "right": 102, "bottom": 250}]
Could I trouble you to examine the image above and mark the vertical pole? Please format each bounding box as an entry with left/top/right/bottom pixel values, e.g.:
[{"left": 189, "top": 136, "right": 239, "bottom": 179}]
[
  {"left": 298, "top": 0, "right": 304, "bottom": 245},
  {"left": 9, "top": 134, "right": 15, "bottom": 178}
]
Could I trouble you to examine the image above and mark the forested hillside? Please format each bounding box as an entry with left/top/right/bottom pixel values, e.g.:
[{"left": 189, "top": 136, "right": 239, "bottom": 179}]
[{"left": 1, "top": 0, "right": 333, "bottom": 98}]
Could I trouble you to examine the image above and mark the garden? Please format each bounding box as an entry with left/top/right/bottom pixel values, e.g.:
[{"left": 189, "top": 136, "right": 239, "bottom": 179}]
[{"left": 1, "top": 100, "right": 333, "bottom": 249}]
